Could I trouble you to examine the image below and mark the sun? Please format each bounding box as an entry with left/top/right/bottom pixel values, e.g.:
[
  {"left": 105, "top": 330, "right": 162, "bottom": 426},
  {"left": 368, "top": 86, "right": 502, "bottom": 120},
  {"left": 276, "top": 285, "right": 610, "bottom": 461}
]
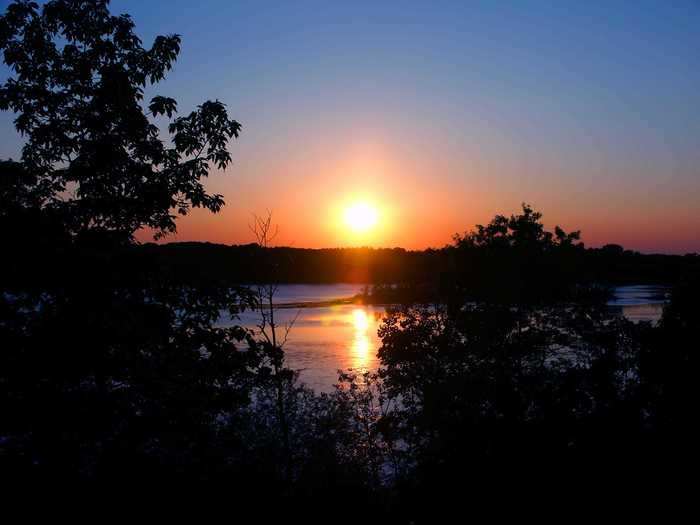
[{"left": 344, "top": 202, "right": 378, "bottom": 232}]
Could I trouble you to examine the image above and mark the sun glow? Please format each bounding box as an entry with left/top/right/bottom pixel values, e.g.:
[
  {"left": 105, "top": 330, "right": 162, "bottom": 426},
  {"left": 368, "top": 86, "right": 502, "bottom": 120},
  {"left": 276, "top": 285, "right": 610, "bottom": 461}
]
[{"left": 344, "top": 202, "right": 378, "bottom": 232}]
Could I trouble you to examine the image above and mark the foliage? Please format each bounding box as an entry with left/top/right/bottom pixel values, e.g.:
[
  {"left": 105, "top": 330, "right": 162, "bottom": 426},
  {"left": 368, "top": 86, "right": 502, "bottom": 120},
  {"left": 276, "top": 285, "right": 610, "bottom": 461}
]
[
  {"left": 0, "top": 0, "right": 252, "bottom": 482},
  {"left": 0, "top": 0, "right": 240, "bottom": 240},
  {"left": 131, "top": 239, "right": 700, "bottom": 290},
  {"left": 451, "top": 203, "right": 591, "bottom": 303},
  {"left": 378, "top": 304, "right": 645, "bottom": 471}
]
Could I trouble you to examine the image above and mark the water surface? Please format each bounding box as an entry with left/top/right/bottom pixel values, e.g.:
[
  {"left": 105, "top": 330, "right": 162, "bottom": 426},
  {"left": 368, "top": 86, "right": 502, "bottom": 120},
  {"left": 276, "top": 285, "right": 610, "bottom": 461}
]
[
  {"left": 237, "top": 285, "right": 379, "bottom": 391},
  {"left": 233, "top": 284, "right": 667, "bottom": 392},
  {"left": 607, "top": 284, "right": 668, "bottom": 324}
]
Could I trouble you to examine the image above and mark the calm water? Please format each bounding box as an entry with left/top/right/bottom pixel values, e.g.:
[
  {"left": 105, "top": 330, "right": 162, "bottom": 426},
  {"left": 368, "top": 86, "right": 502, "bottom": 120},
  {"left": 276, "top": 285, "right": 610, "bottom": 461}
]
[
  {"left": 236, "top": 285, "right": 381, "bottom": 391},
  {"left": 231, "top": 284, "right": 668, "bottom": 392},
  {"left": 607, "top": 284, "right": 669, "bottom": 324}
]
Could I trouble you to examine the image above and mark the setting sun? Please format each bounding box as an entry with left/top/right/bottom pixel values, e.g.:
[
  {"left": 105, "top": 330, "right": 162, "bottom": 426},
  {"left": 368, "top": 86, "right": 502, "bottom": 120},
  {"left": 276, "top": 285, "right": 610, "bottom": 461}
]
[{"left": 344, "top": 202, "right": 378, "bottom": 232}]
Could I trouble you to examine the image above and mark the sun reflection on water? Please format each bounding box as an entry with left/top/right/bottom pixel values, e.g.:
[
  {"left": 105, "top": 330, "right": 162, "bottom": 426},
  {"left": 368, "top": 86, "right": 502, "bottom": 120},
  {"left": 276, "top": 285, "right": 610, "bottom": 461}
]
[{"left": 350, "top": 308, "right": 371, "bottom": 369}]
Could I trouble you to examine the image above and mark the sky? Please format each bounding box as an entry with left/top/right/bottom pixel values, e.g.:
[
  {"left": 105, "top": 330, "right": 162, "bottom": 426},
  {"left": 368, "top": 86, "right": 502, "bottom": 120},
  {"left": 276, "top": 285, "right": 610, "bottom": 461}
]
[{"left": 1, "top": 0, "right": 699, "bottom": 253}]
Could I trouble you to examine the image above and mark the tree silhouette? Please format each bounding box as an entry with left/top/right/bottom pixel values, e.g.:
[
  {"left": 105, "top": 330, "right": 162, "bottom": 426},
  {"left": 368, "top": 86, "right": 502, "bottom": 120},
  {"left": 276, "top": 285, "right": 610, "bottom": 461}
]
[
  {"left": 451, "top": 203, "right": 591, "bottom": 304},
  {"left": 0, "top": 0, "right": 239, "bottom": 241},
  {"left": 369, "top": 207, "right": 696, "bottom": 508},
  {"left": 0, "top": 0, "right": 254, "bottom": 482}
]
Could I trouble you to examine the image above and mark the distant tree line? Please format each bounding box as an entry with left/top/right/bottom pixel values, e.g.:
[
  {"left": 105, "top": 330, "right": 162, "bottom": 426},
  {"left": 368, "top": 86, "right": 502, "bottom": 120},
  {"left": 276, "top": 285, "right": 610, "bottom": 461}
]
[{"left": 138, "top": 237, "right": 699, "bottom": 288}]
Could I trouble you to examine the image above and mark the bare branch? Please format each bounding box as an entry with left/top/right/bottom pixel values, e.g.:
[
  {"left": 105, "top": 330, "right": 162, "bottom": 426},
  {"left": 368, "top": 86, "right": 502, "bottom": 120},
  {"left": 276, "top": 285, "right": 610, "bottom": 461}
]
[{"left": 279, "top": 309, "right": 301, "bottom": 348}]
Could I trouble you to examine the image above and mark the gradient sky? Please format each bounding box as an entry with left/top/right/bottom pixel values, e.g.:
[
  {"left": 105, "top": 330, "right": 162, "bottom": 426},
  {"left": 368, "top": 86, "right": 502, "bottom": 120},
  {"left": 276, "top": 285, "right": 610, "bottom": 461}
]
[{"left": 1, "top": 0, "right": 699, "bottom": 253}]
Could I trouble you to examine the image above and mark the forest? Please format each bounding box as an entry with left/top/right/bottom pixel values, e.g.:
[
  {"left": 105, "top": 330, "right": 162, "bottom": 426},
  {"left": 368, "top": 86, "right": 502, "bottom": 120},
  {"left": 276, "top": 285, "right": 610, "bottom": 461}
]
[{"left": 140, "top": 239, "right": 699, "bottom": 286}]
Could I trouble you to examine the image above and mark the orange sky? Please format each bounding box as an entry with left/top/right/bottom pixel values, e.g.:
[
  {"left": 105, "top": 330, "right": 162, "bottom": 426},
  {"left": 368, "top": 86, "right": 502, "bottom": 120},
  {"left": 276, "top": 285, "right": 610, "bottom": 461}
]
[{"left": 136, "top": 129, "right": 700, "bottom": 254}]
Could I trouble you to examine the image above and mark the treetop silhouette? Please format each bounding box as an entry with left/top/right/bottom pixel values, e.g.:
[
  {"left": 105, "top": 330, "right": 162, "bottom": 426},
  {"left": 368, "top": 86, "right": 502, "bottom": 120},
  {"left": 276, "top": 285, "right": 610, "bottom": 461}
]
[{"left": 0, "top": 0, "right": 240, "bottom": 240}]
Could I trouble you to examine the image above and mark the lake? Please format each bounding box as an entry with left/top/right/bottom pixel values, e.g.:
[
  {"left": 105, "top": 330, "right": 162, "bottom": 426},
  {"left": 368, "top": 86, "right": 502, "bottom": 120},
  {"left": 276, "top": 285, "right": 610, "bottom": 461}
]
[
  {"left": 233, "top": 284, "right": 668, "bottom": 392},
  {"left": 606, "top": 284, "right": 669, "bottom": 323},
  {"left": 236, "top": 285, "right": 383, "bottom": 391}
]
